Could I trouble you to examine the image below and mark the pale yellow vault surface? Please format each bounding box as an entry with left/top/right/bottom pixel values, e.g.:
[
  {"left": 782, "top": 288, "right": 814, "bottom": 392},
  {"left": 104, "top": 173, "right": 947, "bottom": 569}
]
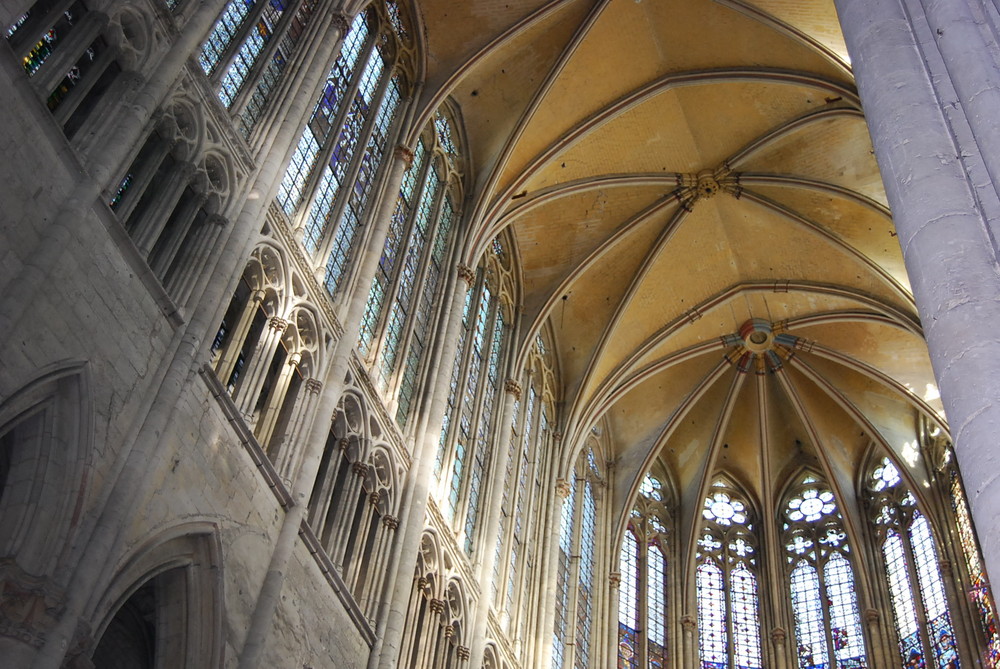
[{"left": 411, "top": 0, "right": 940, "bottom": 548}]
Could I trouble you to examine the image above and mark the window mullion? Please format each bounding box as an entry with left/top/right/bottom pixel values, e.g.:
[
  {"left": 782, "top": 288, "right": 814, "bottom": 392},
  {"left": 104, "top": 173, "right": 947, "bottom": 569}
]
[
  {"left": 226, "top": 0, "right": 305, "bottom": 117},
  {"left": 313, "top": 58, "right": 397, "bottom": 272},
  {"left": 366, "top": 149, "right": 436, "bottom": 366},
  {"left": 208, "top": 0, "right": 271, "bottom": 85},
  {"left": 381, "top": 170, "right": 448, "bottom": 400},
  {"left": 455, "top": 296, "right": 499, "bottom": 531},
  {"left": 290, "top": 29, "right": 378, "bottom": 231}
]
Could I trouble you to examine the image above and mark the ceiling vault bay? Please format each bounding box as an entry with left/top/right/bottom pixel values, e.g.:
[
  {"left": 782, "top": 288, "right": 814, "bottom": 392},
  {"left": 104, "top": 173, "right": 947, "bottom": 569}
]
[{"left": 412, "top": 0, "right": 942, "bottom": 567}]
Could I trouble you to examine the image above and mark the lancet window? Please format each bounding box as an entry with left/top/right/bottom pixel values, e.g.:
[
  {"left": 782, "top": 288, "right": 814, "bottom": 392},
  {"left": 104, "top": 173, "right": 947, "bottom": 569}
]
[
  {"left": 198, "top": 0, "right": 317, "bottom": 138},
  {"left": 274, "top": 3, "right": 409, "bottom": 299},
  {"left": 553, "top": 446, "right": 605, "bottom": 669},
  {"left": 867, "top": 456, "right": 960, "bottom": 668},
  {"left": 781, "top": 473, "right": 867, "bottom": 669},
  {"left": 357, "top": 107, "right": 463, "bottom": 428},
  {"left": 5, "top": 0, "right": 125, "bottom": 138},
  {"left": 696, "top": 478, "right": 762, "bottom": 669},
  {"left": 435, "top": 238, "right": 513, "bottom": 555},
  {"left": 492, "top": 332, "right": 556, "bottom": 644},
  {"left": 617, "top": 472, "right": 670, "bottom": 669}
]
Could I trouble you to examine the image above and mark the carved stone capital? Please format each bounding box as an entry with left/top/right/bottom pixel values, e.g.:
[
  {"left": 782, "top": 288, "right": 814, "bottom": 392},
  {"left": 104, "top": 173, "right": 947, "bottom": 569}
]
[
  {"left": 369, "top": 492, "right": 381, "bottom": 506},
  {"left": 939, "top": 559, "right": 953, "bottom": 576},
  {"left": 330, "top": 13, "right": 350, "bottom": 35},
  {"left": 268, "top": 316, "right": 288, "bottom": 332},
  {"left": 457, "top": 646, "right": 471, "bottom": 660},
  {"left": 429, "top": 598, "right": 445, "bottom": 615},
  {"left": 680, "top": 614, "right": 696, "bottom": 633},
  {"left": 608, "top": 571, "right": 621, "bottom": 588},
  {"left": 382, "top": 515, "right": 399, "bottom": 530},
  {"left": 207, "top": 213, "right": 228, "bottom": 227},
  {"left": 0, "top": 560, "right": 67, "bottom": 649},
  {"left": 352, "top": 462, "right": 369, "bottom": 478},
  {"left": 555, "top": 479, "right": 572, "bottom": 498},
  {"left": 863, "top": 608, "right": 880, "bottom": 627},
  {"left": 770, "top": 627, "right": 787, "bottom": 644},
  {"left": 417, "top": 576, "right": 429, "bottom": 591},
  {"left": 338, "top": 437, "right": 350, "bottom": 451},
  {"left": 456, "top": 263, "right": 475, "bottom": 287},
  {"left": 504, "top": 378, "right": 522, "bottom": 399},
  {"left": 305, "top": 378, "right": 323, "bottom": 394},
  {"left": 444, "top": 624, "right": 455, "bottom": 639},
  {"left": 394, "top": 144, "right": 416, "bottom": 167}
]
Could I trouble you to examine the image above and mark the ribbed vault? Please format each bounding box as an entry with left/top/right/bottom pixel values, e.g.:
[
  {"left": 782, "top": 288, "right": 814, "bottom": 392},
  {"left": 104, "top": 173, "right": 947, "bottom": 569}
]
[{"left": 412, "top": 0, "right": 943, "bottom": 567}]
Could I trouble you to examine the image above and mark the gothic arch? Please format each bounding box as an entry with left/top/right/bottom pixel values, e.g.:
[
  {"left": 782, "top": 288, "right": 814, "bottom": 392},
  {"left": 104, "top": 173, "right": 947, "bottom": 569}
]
[
  {"left": 0, "top": 361, "right": 92, "bottom": 575},
  {"left": 88, "top": 522, "right": 224, "bottom": 669}
]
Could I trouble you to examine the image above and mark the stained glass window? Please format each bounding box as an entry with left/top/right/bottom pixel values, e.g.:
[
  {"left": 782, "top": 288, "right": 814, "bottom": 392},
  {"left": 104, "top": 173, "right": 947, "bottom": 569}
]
[
  {"left": 199, "top": 0, "right": 256, "bottom": 76},
  {"left": 696, "top": 478, "right": 761, "bottom": 669},
  {"left": 782, "top": 474, "right": 867, "bottom": 669},
  {"left": 553, "top": 474, "right": 577, "bottom": 669},
  {"left": 949, "top": 469, "right": 1000, "bottom": 664},
  {"left": 868, "top": 457, "right": 960, "bottom": 669},
  {"left": 618, "top": 473, "right": 669, "bottom": 669}
]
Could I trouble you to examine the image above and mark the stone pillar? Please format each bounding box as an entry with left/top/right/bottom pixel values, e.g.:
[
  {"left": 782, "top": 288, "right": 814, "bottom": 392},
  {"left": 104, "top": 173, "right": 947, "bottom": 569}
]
[
  {"left": 164, "top": 211, "right": 226, "bottom": 305},
  {"left": 370, "top": 264, "right": 475, "bottom": 669},
  {"left": 275, "top": 377, "right": 323, "bottom": 479},
  {"left": 863, "top": 608, "right": 888, "bottom": 668},
  {"left": 681, "top": 614, "right": 697, "bottom": 669},
  {"left": 149, "top": 188, "right": 210, "bottom": 281},
  {"left": 256, "top": 350, "right": 302, "bottom": 446},
  {"left": 215, "top": 288, "right": 265, "bottom": 383},
  {"left": 234, "top": 315, "right": 287, "bottom": 420},
  {"left": 608, "top": 571, "right": 621, "bottom": 669},
  {"left": 131, "top": 160, "right": 199, "bottom": 257},
  {"left": 770, "top": 627, "right": 788, "bottom": 669},
  {"left": 30, "top": 10, "right": 108, "bottom": 95},
  {"left": 466, "top": 379, "right": 521, "bottom": 668},
  {"left": 834, "top": 0, "right": 1000, "bottom": 580}
]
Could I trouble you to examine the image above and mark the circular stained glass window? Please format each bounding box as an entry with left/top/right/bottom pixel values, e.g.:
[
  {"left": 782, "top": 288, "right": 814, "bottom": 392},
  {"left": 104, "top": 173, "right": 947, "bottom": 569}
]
[
  {"left": 711, "top": 499, "right": 735, "bottom": 520},
  {"left": 800, "top": 497, "right": 825, "bottom": 517}
]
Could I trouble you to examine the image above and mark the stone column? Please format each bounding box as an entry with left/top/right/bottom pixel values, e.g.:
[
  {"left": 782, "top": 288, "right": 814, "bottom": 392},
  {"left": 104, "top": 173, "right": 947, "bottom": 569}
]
[
  {"left": 834, "top": 0, "right": 1000, "bottom": 580},
  {"left": 863, "top": 608, "right": 888, "bottom": 668},
  {"left": 30, "top": 10, "right": 109, "bottom": 95},
  {"left": 681, "top": 614, "right": 697, "bottom": 669},
  {"left": 149, "top": 188, "right": 210, "bottom": 281},
  {"left": 234, "top": 315, "right": 287, "bottom": 420},
  {"left": 131, "top": 160, "right": 199, "bottom": 257},
  {"left": 608, "top": 571, "right": 621, "bottom": 669},
  {"left": 370, "top": 264, "right": 474, "bottom": 669},
  {"left": 215, "top": 288, "right": 265, "bottom": 383},
  {"left": 256, "top": 350, "right": 302, "bottom": 446},
  {"left": 466, "top": 379, "right": 521, "bottom": 669},
  {"left": 771, "top": 627, "right": 788, "bottom": 669},
  {"left": 164, "top": 211, "right": 226, "bottom": 305},
  {"left": 275, "top": 377, "right": 323, "bottom": 479}
]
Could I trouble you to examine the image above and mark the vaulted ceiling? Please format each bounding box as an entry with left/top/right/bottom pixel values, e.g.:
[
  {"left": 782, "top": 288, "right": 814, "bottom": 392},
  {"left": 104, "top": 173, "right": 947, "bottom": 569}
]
[{"left": 410, "top": 0, "right": 944, "bottom": 552}]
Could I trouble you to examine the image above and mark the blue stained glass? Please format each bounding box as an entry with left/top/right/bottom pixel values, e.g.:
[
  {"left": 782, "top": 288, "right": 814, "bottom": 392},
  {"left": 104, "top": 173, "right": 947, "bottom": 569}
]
[
  {"left": 217, "top": 1, "right": 284, "bottom": 109},
  {"left": 435, "top": 286, "right": 473, "bottom": 478},
  {"left": 791, "top": 562, "right": 828, "bottom": 668},
  {"left": 321, "top": 76, "right": 400, "bottom": 296},
  {"left": 199, "top": 0, "right": 255, "bottom": 75},
  {"left": 575, "top": 481, "right": 597, "bottom": 669},
  {"left": 274, "top": 10, "right": 368, "bottom": 215},
  {"left": 884, "top": 531, "right": 923, "bottom": 666},
  {"left": 698, "top": 562, "right": 727, "bottom": 667},
  {"left": 619, "top": 529, "right": 640, "bottom": 669}
]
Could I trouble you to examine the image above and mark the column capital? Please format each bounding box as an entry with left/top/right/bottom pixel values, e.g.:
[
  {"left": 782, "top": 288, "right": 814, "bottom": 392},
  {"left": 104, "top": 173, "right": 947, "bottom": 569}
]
[
  {"left": 504, "top": 378, "right": 522, "bottom": 399},
  {"left": 369, "top": 491, "right": 381, "bottom": 506},
  {"left": 305, "top": 378, "right": 323, "bottom": 394},
  {"left": 608, "top": 571, "right": 621, "bottom": 588},
  {"left": 394, "top": 144, "right": 416, "bottom": 167},
  {"left": 429, "top": 598, "right": 445, "bottom": 615},
  {"left": 268, "top": 316, "right": 288, "bottom": 332},
  {"left": 444, "top": 624, "right": 455, "bottom": 639},
  {"left": 338, "top": 437, "right": 350, "bottom": 450},
  {"left": 863, "top": 608, "right": 880, "bottom": 626},
  {"left": 770, "top": 627, "right": 787, "bottom": 644},
  {"left": 352, "top": 462, "right": 369, "bottom": 478},
  {"left": 207, "top": 213, "right": 228, "bottom": 227},
  {"left": 457, "top": 646, "right": 471, "bottom": 661},
  {"left": 330, "top": 13, "right": 351, "bottom": 35},
  {"left": 456, "top": 263, "right": 475, "bottom": 287},
  {"left": 939, "top": 559, "right": 953, "bottom": 576},
  {"left": 382, "top": 515, "right": 399, "bottom": 530},
  {"left": 680, "top": 614, "right": 696, "bottom": 632},
  {"left": 555, "top": 479, "right": 572, "bottom": 498},
  {"left": 287, "top": 351, "right": 302, "bottom": 367}
]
